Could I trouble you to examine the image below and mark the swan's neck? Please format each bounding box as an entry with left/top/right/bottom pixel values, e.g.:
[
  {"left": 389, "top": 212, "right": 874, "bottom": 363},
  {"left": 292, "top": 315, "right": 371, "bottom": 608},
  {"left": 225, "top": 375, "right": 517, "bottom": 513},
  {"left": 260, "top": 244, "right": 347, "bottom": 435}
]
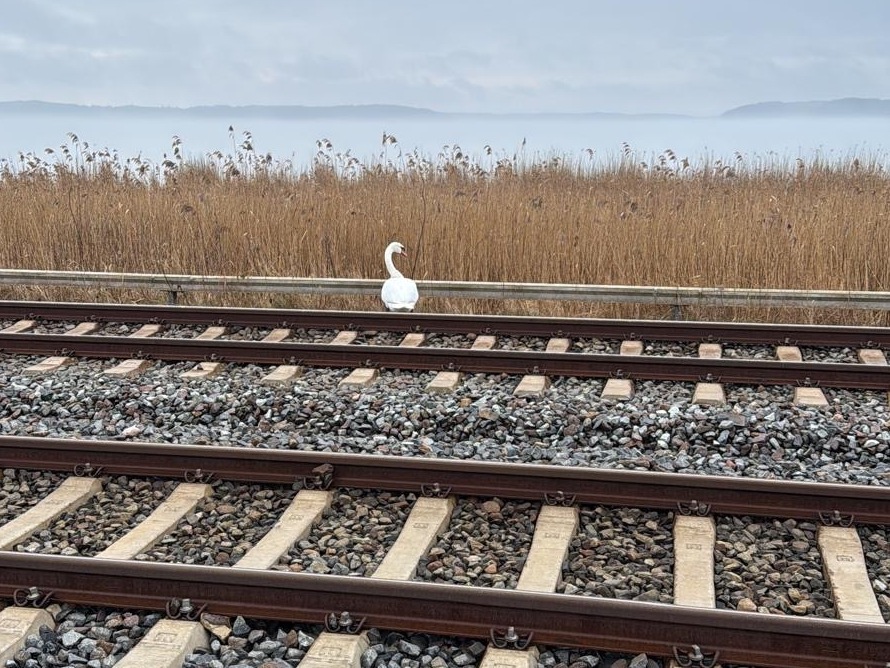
[{"left": 385, "top": 248, "right": 404, "bottom": 278}]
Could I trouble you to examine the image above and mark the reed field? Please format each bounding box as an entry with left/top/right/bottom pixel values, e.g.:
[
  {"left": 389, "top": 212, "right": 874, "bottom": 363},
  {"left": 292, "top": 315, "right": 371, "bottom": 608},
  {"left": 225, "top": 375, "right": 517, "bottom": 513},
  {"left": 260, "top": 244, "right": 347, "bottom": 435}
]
[{"left": 0, "top": 133, "right": 888, "bottom": 324}]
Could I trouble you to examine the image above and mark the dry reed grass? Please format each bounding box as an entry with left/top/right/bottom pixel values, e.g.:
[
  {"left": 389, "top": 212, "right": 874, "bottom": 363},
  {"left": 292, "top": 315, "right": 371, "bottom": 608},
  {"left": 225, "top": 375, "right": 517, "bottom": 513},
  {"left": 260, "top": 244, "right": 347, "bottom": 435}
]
[{"left": 0, "top": 133, "right": 888, "bottom": 324}]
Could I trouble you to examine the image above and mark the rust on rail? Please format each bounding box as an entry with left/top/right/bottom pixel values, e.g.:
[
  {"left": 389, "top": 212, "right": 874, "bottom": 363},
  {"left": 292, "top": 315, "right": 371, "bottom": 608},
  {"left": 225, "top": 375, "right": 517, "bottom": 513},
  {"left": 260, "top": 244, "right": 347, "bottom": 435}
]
[
  {"left": 0, "top": 553, "right": 885, "bottom": 668},
  {"left": 1, "top": 436, "right": 889, "bottom": 523},
  {"left": 1, "top": 300, "right": 888, "bottom": 346}
]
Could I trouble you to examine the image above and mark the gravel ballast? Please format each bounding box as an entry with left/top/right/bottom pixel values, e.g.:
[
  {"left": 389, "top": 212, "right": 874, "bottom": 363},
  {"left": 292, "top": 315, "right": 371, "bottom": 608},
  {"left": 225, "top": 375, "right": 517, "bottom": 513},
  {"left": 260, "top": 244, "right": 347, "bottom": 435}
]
[
  {"left": 417, "top": 497, "right": 537, "bottom": 588},
  {"left": 558, "top": 506, "right": 674, "bottom": 603},
  {"left": 714, "top": 516, "right": 835, "bottom": 617},
  {"left": 0, "top": 358, "right": 887, "bottom": 485},
  {"left": 858, "top": 525, "right": 890, "bottom": 622},
  {"left": 276, "top": 488, "right": 412, "bottom": 575},
  {"left": 1, "top": 469, "right": 66, "bottom": 524}
]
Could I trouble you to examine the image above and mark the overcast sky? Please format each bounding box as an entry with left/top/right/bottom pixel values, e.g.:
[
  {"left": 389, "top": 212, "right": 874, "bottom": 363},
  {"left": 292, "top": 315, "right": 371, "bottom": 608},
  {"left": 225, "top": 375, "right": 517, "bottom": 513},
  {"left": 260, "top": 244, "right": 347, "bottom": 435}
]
[{"left": 2, "top": 1, "right": 889, "bottom": 116}]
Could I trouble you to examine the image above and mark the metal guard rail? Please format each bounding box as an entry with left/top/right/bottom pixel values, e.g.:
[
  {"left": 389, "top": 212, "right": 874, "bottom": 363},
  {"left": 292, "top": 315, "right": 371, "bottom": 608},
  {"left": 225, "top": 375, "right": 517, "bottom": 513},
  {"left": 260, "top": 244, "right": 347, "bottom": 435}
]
[{"left": 0, "top": 269, "right": 888, "bottom": 310}]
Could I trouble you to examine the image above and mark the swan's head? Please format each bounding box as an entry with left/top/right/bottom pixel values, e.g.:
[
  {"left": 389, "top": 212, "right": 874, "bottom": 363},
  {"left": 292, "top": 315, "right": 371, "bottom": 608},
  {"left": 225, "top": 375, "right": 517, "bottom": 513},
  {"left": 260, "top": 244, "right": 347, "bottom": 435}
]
[{"left": 386, "top": 241, "right": 407, "bottom": 257}]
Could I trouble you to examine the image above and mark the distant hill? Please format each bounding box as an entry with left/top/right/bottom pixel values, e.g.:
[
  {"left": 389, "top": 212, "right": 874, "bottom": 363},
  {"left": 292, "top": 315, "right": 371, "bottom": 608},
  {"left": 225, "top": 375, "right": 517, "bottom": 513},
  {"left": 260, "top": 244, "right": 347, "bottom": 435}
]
[
  {"left": 0, "top": 100, "right": 441, "bottom": 120},
  {"left": 722, "top": 97, "right": 890, "bottom": 118},
  {"left": 0, "top": 100, "right": 689, "bottom": 121},
  {"left": 3, "top": 98, "right": 889, "bottom": 120}
]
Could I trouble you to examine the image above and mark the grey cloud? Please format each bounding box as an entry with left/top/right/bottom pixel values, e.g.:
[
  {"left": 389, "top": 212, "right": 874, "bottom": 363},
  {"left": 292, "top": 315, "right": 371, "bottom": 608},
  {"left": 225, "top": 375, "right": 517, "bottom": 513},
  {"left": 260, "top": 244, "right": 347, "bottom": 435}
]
[{"left": 1, "top": 0, "right": 889, "bottom": 113}]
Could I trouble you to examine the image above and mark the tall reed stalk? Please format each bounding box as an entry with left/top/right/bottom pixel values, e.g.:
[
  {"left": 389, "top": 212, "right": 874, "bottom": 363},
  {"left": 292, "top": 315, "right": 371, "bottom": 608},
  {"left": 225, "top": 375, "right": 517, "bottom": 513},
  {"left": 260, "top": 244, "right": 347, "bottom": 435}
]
[{"left": 0, "top": 134, "right": 887, "bottom": 324}]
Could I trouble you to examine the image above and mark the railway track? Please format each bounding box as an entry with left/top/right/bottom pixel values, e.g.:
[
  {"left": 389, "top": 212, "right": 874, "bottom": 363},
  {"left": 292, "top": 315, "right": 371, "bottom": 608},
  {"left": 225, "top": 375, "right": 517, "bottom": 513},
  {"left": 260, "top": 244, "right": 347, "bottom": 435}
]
[
  {"left": 1, "top": 300, "right": 888, "bottom": 667},
  {"left": 1, "top": 302, "right": 888, "bottom": 399},
  {"left": 2, "top": 301, "right": 890, "bottom": 346},
  {"left": 0, "top": 437, "right": 889, "bottom": 667}
]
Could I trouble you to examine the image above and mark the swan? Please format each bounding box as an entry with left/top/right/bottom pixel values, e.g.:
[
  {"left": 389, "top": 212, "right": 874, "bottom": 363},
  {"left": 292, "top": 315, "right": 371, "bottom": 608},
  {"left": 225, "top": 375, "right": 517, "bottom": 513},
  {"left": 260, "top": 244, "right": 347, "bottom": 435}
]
[{"left": 381, "top": 241, "right": 418, "bottom": 312}]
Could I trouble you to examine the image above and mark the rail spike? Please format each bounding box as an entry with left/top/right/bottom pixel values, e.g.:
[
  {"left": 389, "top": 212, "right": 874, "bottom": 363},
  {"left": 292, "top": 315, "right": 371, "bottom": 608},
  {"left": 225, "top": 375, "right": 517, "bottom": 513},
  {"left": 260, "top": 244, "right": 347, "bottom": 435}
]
[
  {"left": 677, "top": 500, "right": 711, "bottom": 516},
  {"left": 819, "top": 510, "right": 854, "bottom": 527},
  {"left": 13, "top": 586, "right": 53, "bottom": 608},
  {"left": 673, "top": 644, "right": 719, "bottom": 668},
  {"left": 543, "top": 491, "right": 575, "bottom": 506},
  {"left": 166, "top": 597, "right": 206, "bottom": 621},
  {"left": 490, "top": 626, "right": 533, "bottom": 650},
  {"left": 325, "top": 611, "right": 365, "bottom": 634},
  {"left": 304, "top": 464, "right": 334, "bottom": 490},
  {"left": 421, "top": 483, "right": 452, "bottom": 498},
  {"left": 184, "top": 469, "right": 214, "bottom": 483}
]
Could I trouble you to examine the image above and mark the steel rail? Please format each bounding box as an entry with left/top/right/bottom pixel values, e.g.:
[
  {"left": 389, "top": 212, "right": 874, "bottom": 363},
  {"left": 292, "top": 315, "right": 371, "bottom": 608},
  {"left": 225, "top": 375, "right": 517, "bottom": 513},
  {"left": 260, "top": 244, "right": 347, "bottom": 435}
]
[
  {"left": 0, "top": 332, "right": 887, "bottom": 389},
  {"left": 0, "top": 553, "right": 885, "bottom": 668},
  {"left": 1, "top": 436, "right": 888, "bottom": 523},
  {"left": 1, "top": 300, "right": 889, "bottom": 346}
]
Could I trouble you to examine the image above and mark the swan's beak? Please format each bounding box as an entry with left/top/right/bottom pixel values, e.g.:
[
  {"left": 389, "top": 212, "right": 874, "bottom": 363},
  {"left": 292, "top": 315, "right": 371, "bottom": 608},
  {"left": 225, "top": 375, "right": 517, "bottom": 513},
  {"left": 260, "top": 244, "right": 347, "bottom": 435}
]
[{"left": 400, "top": 249, "right": 409, "bottom": 257}]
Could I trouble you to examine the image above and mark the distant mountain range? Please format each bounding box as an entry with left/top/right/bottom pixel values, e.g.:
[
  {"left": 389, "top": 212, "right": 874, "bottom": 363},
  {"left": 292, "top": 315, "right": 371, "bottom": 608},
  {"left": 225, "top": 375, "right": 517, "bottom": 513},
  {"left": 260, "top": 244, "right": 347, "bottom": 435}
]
[
  {"left": 0, "top": 100, "right": 441, "bottom": 120},
  {"left": 0, "top": 97, "right": 888, "bottom": 119},
  {"left": 721, "top": 97, "right": 890, "bottom": 118}
]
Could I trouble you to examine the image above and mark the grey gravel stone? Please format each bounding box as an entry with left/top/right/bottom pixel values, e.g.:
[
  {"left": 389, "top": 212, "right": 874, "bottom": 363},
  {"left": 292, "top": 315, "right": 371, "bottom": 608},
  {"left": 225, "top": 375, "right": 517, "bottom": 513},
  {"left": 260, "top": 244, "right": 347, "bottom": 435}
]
[
  {"left": 0, "top": 469, "right": 65, "bottom": 524},
  {"left": 1, "top": 356, "right": 885, "bottom": 486},
  {"left": 714, "top": 516, "right": 835, "bottom": 617},
  {"left": 858, "top": 525, "right": 890, "bottom": 622},
  {"left": 1, "top": 605, "right": 161, "bottom": 667},
  {"left": 275, "top": 489, "right": 411, "bottom": 575},
  {"left": 559, "top": 506, "right": 674, "bottom": 603},
  {"left": 417, "top": 497, "right": 537, "bottom": 588}
]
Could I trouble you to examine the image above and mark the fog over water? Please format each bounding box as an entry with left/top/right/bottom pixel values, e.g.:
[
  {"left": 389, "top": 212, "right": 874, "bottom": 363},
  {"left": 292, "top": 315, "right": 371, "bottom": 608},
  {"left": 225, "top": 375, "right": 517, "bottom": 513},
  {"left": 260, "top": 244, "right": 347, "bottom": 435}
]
[{"left": 0, "top": 112, "right": 887, "bottom": 171}]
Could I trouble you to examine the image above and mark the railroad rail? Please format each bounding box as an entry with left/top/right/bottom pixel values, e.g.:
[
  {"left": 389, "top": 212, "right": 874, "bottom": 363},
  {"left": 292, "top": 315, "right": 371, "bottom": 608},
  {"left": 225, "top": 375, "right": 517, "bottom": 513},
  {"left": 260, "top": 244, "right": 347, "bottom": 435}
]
[
  {"left": 2, "top": 300, "right": 889, "bottom": 345},
  {"left": 0, "top": 553, "right": 886, "bottom": 668},
  {"left": 1, "top": 436, "right": 889, "bottom": 667},
  {"left": 2, "top": 435, "right": 889, "bottom": 522},
  {"left": 0, "top": 269, "right": 888, "bottom": 311}
]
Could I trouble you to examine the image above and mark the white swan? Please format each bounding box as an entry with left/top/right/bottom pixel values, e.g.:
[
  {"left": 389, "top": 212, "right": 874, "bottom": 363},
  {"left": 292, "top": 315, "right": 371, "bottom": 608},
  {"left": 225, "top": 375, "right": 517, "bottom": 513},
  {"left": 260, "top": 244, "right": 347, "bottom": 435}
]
[{"left": 381, "top": 241, "right": 418, "bottom": 312}]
